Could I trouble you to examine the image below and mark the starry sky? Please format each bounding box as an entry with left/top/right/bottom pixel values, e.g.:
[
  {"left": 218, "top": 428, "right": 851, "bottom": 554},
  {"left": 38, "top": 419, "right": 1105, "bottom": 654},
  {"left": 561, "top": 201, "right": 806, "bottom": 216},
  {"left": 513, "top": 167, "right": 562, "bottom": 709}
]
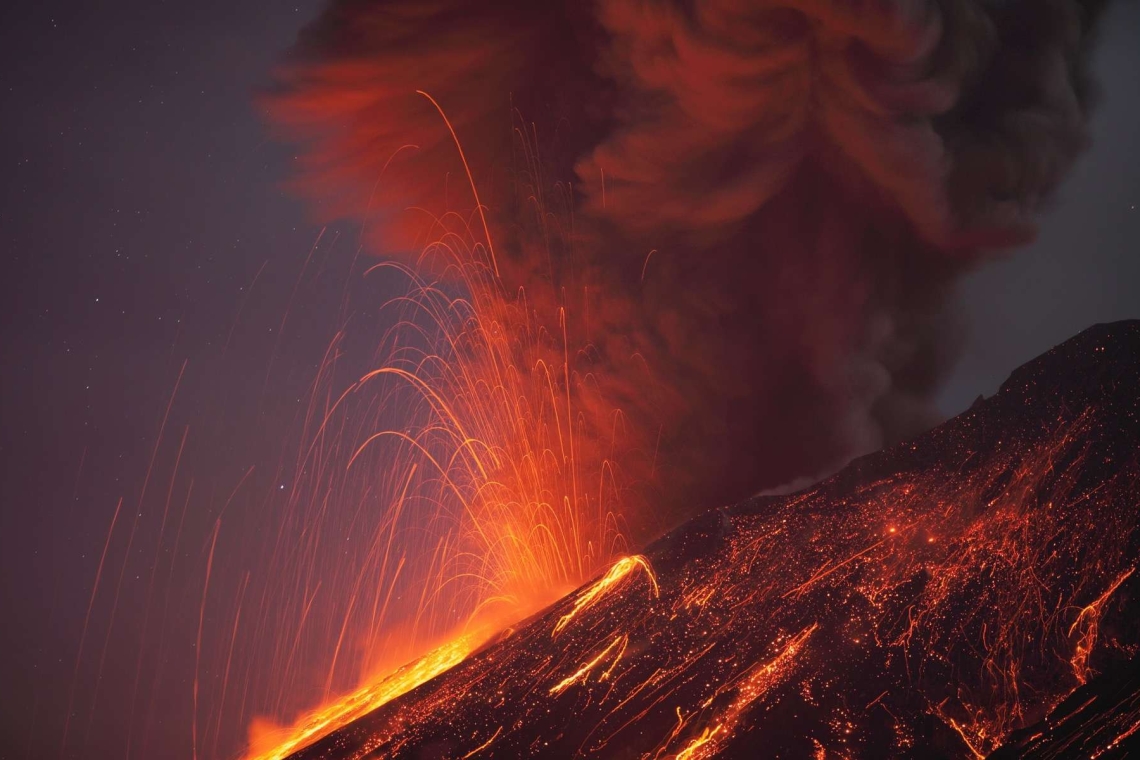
[{"left": 0, "top": 1, "right": 1136, "bottom": 758}]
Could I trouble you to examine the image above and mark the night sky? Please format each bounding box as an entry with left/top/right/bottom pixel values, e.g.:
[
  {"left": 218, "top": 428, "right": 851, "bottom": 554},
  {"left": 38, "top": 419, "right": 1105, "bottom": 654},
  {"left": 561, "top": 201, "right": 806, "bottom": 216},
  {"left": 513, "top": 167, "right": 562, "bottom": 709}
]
[{"left": 0, "top": 1, "right": 1137, "bottom": 758}]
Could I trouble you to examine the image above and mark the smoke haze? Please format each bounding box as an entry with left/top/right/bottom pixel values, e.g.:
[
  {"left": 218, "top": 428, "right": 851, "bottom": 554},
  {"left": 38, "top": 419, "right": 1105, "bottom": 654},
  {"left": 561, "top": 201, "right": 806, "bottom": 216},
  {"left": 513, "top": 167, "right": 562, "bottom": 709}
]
[{"left": 265, "top": 0, "right": 1110, "bottom": 522}]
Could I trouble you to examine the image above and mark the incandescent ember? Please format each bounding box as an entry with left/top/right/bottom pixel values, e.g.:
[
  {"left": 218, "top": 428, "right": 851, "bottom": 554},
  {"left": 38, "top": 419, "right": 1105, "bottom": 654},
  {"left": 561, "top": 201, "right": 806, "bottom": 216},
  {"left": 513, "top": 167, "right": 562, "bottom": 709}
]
[{"left": 284, "top": 320, "right": 1140, "bottom": 759}]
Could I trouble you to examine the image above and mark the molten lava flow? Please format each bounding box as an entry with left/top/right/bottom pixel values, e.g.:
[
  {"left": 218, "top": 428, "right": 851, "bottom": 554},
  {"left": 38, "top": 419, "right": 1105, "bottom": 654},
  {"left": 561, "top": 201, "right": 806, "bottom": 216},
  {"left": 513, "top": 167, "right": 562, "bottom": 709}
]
[
  {"left": 269, "top": 323, "right": 1140, "bottom": 760},
  {"left": 248, "top": 628, "right": 487, "bottom": 760},
  {"left": 554, "top": 554, "right": 658, "bottom": 636}
]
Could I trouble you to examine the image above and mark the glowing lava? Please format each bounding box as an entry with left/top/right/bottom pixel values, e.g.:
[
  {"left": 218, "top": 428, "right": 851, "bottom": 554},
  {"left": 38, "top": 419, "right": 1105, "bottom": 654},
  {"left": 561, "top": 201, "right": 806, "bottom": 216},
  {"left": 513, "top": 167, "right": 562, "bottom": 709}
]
[
  {"left": 247, "top": 627, "right": 488, "bottom": 760},
  {"left": 275, "top": 322, "right": 1140, "bottom": 760}
]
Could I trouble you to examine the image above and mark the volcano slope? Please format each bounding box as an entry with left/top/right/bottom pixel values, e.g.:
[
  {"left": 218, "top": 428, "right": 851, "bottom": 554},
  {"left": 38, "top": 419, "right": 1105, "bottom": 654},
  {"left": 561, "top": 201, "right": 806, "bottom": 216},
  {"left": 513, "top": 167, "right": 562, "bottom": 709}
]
[{"left": 289, "top": 321, "right": 1140, "bottom": 760}]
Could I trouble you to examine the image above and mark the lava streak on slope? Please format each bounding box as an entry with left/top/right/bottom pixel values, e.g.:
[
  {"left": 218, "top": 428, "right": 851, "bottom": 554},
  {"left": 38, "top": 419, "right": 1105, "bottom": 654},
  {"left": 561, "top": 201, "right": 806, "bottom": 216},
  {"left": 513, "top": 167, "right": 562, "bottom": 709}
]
[
  {"left": 282, "top": 321, "right": 1140, "bottom": 759},
  {"left": 245, "top": 628, "right": 488, "bottom": 760}
]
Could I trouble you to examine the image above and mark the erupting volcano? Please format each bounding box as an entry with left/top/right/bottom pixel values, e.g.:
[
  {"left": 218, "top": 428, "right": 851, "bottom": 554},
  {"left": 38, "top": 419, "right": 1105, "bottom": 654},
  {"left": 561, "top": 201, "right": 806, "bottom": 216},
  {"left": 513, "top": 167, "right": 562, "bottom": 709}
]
[
  {"left": 10, "top": 1, "right": 1135, "bottom": 759},
  {"left": 238, "top": 0, "right": 1130, "bottom": 757},
  {"left": 277, "top": 320, "right": 1140, "bottom": 759}
]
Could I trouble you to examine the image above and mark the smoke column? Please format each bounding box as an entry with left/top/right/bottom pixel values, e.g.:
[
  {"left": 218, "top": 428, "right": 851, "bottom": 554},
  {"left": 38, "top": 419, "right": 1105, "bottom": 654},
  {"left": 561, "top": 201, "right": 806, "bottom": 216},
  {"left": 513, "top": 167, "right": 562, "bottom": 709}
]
[{"left": 265, "top": 0, "right": 1109, "bottom": 528}]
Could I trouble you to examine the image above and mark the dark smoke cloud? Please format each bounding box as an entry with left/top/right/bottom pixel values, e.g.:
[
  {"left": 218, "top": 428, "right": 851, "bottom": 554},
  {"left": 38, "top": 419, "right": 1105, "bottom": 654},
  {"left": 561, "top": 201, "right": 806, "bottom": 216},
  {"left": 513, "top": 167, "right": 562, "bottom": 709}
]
[{"left": 264, "top": 0, "right": 1109, "bottom": 525}]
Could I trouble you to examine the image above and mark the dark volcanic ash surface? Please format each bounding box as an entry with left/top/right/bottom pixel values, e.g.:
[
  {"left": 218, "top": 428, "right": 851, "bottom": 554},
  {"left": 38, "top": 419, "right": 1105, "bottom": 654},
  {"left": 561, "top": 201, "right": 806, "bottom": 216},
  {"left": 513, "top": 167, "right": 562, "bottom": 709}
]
[{"left": 290, "top": 321, "right": 1140, "bottom": 760}]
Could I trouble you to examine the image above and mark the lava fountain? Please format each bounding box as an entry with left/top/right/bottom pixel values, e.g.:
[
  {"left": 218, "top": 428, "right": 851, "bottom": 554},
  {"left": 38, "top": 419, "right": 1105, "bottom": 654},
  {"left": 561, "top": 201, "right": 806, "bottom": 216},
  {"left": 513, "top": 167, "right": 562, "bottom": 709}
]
[{"left": 242, "top": 112, "right": 639, "bottom": 759}]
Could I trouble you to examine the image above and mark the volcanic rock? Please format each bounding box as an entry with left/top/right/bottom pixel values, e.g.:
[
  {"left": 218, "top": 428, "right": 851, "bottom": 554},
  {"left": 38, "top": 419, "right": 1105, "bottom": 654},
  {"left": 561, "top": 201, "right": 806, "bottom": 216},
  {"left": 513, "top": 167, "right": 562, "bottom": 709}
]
[{"left": 290, "top": 321, "right": 1140, "bottom": 759}]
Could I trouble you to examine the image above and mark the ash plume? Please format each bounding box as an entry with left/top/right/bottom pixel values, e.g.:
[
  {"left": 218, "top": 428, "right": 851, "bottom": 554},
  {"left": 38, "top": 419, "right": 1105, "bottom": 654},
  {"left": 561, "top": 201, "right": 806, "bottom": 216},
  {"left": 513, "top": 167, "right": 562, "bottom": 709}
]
[{"left": 264, "top": 0, "right": 1109, "bottom": 527}]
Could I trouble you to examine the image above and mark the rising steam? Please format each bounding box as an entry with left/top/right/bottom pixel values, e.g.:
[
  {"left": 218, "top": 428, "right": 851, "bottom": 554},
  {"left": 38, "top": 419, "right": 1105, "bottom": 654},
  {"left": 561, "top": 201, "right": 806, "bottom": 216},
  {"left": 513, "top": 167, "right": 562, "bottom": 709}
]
[{"left": 264, "top": 0, "right": 1109, "bottom": 523}]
